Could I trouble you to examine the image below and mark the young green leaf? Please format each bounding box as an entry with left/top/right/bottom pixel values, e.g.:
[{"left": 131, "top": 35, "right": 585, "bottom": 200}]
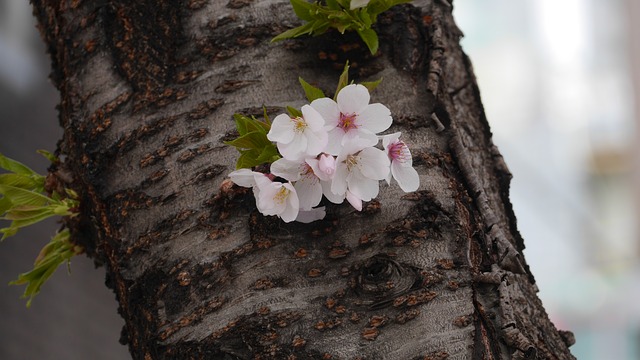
[
  {"left": 299, "top": 77, "right": 326, "bottom": 102},
  {"left": 290, "top": 0, "right": 316, "bottom": 21},
  {"left": 255, "top": 145, "right": 281, "bottom": 164},
  {"left": 0, "top": 153, "right": 38, "bottom": 176},
  {"left": 0, "top": 185, "right": 51, "bottom": 207},
  {"left": 0, "top": 174, "right": 40, "bottom": 189},
  {"left": 287, "top": 106, "right": 303, "bottom": 118},
  {"left": 224, "top": 131, "right": 271, "bottom": 150},
  {"left": 335, "top": 61, "right": 350, "bottom": 99},
  {"left": 233, "top": 114, "right": 250, "bottom": 135},
  {"left": 360, "top": 77, "right": 383, "bottom": 92},
  {"left": 272, "top": 21, "right": 315, "bottom": 42},
  {"left": 357, "top": 28, "right": 379, "bottom": 54},
  {"left": 37, "top": 149, "right": 58, "bottom": 164},
  {"left": 10, "top": 229, "right": 79, "bottom": 307}
]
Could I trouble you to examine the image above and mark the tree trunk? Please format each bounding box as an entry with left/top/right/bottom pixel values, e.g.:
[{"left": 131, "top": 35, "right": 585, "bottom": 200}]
[{"left": 31, "top": 0, "right": 575, "bottom": 358}]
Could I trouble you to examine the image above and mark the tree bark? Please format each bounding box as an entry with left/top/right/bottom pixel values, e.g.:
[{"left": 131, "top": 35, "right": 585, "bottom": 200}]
[{"left": 31, "top": 0, "right": 575, "bottom": 358}]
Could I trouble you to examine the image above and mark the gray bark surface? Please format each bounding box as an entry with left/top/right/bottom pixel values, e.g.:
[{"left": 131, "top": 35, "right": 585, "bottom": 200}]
[{"left": 31, "top": 0, "right": 575, "bottom": 358}]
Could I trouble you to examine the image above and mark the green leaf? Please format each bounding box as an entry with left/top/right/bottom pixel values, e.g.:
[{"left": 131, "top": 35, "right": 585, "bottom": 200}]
[
  {"left": 357, "top": 28, "right": 379, "bottom": 54},
  {"left": 335, "top": 61, "right": 350, "bottom": 99},
  {"left": 0, "top": 153, "right": 38, "bottom": 176},
  {"left": 299, "top": 77, "right": 326, "bottom": 102},
  {"left": 287, "top": 106, "right": 303, "bottom": 118},
  {"left": 3, "top": 206, "right": 54, "bottom": 221},
  {"left": 290, "top": 0, "right": 315, "bottom": 21},
  {"left": 325, "top": 0, "right": 342, "bottom": 9},
  {"left": 233, "top": 114, "right": 250, "bottom": 135},
  {"left": 236, "top": 149, "right": 261, "bottom": 169},
  {"left": 262, "top": 106, "right": 271, "bottom": 125},
  {"left": 245, "top": 117, "right": 270, "bottom": 134},
  {"left": 37, "top": 149, "right": 58, "bottom": 164},
  {"left": 0, "top": 185, "right": 51, "bottom": 207},
  {"left": 224, "top": 131, "right": 271, "bottom": 150},
  {"left": 0, "top": 196, "right": 12, "bottom": 214},
  {"left": 255, "top": 145, "right": 281, "bottom": 164},
  {"left": 360, "top": 77, "right": 383, "bottom": 92},
  {"left": 272, "top": 22, "right": 315, "bottom": 42},
  {"left": 10, "top": 229, "right": 77, "bottom": 307},
  {"left": 0, "top": 174, "right": 40, "bottom": 189}
]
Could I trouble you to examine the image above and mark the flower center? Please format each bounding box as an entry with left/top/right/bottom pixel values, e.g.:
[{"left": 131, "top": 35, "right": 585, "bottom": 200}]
[
  {"left": 293, "top": 117, "right": 307, "bottom": 133},
  {"left": 345, "top": 154, "right": 359, "bottom": 171},
  {"left": 388, "top": 141, "right": 410, "bottom": 163},
  {"left": 338, "top": 113, "right": 358, "bottom": 132},
  {"left": 273, "top": 186, "right": 290, "bottom": 205}
]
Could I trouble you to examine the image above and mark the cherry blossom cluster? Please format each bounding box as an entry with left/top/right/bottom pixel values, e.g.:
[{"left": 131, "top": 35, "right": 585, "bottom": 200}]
[{"left": 228, "top": 84, "right": 419, "bottom": 223}]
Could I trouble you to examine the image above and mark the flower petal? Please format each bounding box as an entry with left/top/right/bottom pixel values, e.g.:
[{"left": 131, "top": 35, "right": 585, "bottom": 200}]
[
  {"left": 267, "top": 114, "right": 295, "bottom": 144},
  {"left": 270, "top": 158, "right": 302, "bottom": 181},
  {"left": 322, "top": 180, "right": 345, "bottom": 204},
  {"left": 301, "top": 105, "right": 326, "bottom": 132},
  {"left": 304, "top": 126, "right": 328, "bottom": 156},
  {"left": 331, "top": 162, "right": 349, "bottom": 196},
  {"left": 348, "top": 173, "right": 379, "bottom": 201},
  {"left": 295, "top": 207, "right": 326, "bottom": 223},
  {"left": 346, "top": 191, "right": 362, "bottom": 211},
  {"left": 311, "top": 98, "right": 340, "bottom": 129},
  {"left": 280, "top": 183, "right": 299, "bottom": 222},
  {"left": 358, "top": 103, "right": 392, "bottom": 134},
  {"left": 382, "top": 132, "right": 401, "bottom": 150},
  {"left": 278, "top": 134, "right": 307, "bottom": 160},
  {"left": 391, "top": 161, "right": 420, "bottom": 192},
  {"left": 324, "top": 127, "right": 345, "bottom": 155},
  {"left": 229, "top": 169, "right": 258, "bottom": 187},
  {"left": 294, "top": 175, "right": 323, "bottom": 210},
  {"left": 337, "top": 84, "right": 370, "bottom": 115},
  {"left": 358, "top": 147, "right": 390, "bottom": 180}
]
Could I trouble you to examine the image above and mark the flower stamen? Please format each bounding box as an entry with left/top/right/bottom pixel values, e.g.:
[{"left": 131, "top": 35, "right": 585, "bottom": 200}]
[
  {"left": 273, "top": 187, "right": 290, "bottom": 205},
  {"left": 292, "top": 117, "right": 308, "bottom": 133},
  {"left": 338, "top": 112, "right": 358, "bottom": 132}
]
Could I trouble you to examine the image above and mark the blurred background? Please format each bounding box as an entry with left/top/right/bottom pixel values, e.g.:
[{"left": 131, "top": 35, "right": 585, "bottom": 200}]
[
  {"left": 456, "top": 0, "right": 640, "bottom": 359},
  {"left": 0, "top": 0, "right": 638, "bottom": 359}
]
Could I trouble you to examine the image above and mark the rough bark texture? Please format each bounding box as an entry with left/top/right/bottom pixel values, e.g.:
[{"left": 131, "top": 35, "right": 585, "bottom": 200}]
[{"left": 31, "top": 0, "right": 576, "bottom": 359}]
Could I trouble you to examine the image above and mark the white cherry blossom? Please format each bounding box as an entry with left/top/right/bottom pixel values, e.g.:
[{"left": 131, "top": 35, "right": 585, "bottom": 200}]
[
  {"left": 254, "top": 175, "right": 300, "bottom": 223},
  {"left": 382, "top": 132, "right": 419, "bottom": 192},
  {"left": 271, "top": 158, "right": 323, "bottom": 211},
  {"left": 331, "top": 137, "right": 390, "bottom": 204},
  {"left": 267, "top": 105, "right": 328, "bottom": 160},
  {"left": 310, "top": 84, "right": 392, "bottom": 155}
]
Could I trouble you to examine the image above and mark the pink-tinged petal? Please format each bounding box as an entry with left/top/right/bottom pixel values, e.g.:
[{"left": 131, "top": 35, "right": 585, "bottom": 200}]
[
  {"left": 229, "top": 169, "right": 258, "bottom": 187},
  {"left": 322, "top": 180, "right": 345, "bottom": 204},
  {"left": 257, "top": 182, "right": 281, "bottom": 214},
  {"left": 301, "top": 105, "right": 326, "bottom": 131},
  {"left": 382, "top": 132, "right": 401, "bottom": 150},
  {"left": 325, "top": 127, "right": 345, "bottom": 155},
  {"left": 310, "top": 98, "right": 340, "bottom": 128},
  {"left": 295, "top": 206, "right": 326, "bottom": 223},
  {"left": 304, "top": 127, "right": 328, "bottom": 156},
  {"left": 391, "top": 161, "right": 420, "bottom": 192},
  {"left": 278, "top": 134, "right": 307, "bottom": 160},
  {"left": 337, "top": 84, "right": 370, "bottom": 115},
  {"left": 314, "top": 154, "right": 336, "bottom": 181},
  {"left": 270, "top": 158, "right": 302, "bottom": 181},
  {"left": 347, "top": 173, "right": 379, "bottom": 201},
  {"left": 346, "top": 191, "right": 362, "bottom": 211},
  {"left": 331, "top": 162, "right": 349, "bottom": 196},
  {"left": 267, "top": 114, "right": 295, "bottom": 143},
  {"left": 307, "top": 158, "right": 328, "bottom": 182},
  {"left": 280, "top": 183, "right": 299, "bottom": 222},
  {"left": 358, "top": 147, "right": 390, "bottom": 180},
  {"left": 343, "top": 129, "right": 378, "bottom": 148},
  {"left": 358, "top": 103, "right": 392, "bottom": 134},
  {"left": 294, "top": 175, "right": 322, "bottom": 210}
]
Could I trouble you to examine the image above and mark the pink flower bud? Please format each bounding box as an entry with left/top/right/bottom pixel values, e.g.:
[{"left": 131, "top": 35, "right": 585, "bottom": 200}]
[{"left": 318, "top": 154, "right": 336, "bottom": 177}]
